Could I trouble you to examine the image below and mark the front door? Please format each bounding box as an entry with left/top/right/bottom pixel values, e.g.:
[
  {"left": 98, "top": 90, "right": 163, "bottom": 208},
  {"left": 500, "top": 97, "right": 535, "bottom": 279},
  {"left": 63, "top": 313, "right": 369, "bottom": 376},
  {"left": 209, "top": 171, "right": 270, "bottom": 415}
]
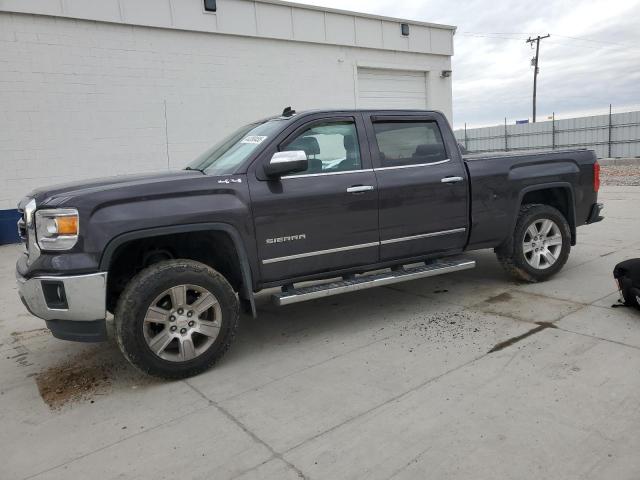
[
  {"left": 366, "top": 114, "right": 469, "bottom": 261},
  {"left": 249, "top": 115, "right": 379, "bottom": 283}
]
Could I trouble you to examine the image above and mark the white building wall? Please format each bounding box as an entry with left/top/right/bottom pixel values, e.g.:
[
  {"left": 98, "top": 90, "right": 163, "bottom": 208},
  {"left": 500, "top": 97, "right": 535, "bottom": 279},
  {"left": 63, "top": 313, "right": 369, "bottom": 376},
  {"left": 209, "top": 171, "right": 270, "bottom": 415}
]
[
  {"left": 0, "top": 1, "right": 454, "bottom": 212},
  {"left": 0, "top": 0, "right": 455, "bottom": 54}
]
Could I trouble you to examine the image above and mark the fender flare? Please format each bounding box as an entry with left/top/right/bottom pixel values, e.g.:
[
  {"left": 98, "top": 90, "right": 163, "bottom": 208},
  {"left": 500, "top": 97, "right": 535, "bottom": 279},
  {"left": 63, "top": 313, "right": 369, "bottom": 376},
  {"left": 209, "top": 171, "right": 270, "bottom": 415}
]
[
  {"left": 100, "top": 223, "right": 257, "bottom": 318},
  {"left": 513, "top": 182, "right": 577, "bottom": 245}
]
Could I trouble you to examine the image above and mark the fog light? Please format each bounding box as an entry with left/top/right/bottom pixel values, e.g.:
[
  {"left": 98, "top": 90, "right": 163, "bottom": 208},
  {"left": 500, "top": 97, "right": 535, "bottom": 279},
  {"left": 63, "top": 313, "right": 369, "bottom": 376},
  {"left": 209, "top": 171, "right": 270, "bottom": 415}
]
[{"left": 42, "top": 281, "right": 68, "bottom": 309}]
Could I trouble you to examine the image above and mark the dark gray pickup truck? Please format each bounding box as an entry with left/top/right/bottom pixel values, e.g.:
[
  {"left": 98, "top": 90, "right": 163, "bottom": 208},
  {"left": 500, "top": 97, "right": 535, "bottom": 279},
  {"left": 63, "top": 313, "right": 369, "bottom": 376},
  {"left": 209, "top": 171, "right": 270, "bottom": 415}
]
[{"left": 16, "top": 109, "right": 604, "bottom": 378}]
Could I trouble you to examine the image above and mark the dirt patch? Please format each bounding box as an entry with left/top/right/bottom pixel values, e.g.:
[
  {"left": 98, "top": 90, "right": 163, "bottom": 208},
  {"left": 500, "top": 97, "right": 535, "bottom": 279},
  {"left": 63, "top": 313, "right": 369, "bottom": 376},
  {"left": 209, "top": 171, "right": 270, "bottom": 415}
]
[
  {"left": 398, "top": 311, "right": 483, "bottom": 346},
  {"left": 9, "top": 346, "right": 33, "bottom": 367},
  {"left": 601, "top": 164, "right": 640, "bottom": 186},
  {"left": 11, "top": 327, "right": 50, "bottom": 343},
  {"left": 472, "top": 290, "right": 582, "bottom": 324},
  {"left": 6, "top": 328, "right": 50, "bottom": 369},
  {"left": 35, "top": 349, "right": 113, "bottom": 410},
  {"left": 35, "top": 346, "right": 156, "bottom": 410},
  {"left": 485, "top": 292, "right": 513, "bottom": 304}
]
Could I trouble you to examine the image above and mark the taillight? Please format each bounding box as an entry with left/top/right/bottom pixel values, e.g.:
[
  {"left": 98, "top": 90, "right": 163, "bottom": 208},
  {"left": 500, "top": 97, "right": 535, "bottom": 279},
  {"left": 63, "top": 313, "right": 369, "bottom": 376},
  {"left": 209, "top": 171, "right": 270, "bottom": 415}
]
[{"left": 593, "top": 161, "right": 600, "bottom": 192}]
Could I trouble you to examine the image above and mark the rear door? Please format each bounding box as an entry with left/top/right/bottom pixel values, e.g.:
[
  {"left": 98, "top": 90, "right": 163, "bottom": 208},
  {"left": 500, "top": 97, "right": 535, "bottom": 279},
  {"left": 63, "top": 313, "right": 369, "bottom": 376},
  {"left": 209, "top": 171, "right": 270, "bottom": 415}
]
[
  {"left": 365, "top": 113, "right": 469, "bottom": 261},
  {"left": 249, "top": 114, "right": 379, "bottom": 283}
]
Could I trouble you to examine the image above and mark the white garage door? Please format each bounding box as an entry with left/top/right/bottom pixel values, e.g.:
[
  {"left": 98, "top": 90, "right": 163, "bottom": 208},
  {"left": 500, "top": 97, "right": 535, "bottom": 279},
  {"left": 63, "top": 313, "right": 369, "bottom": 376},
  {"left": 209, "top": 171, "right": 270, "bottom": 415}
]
[{"left": 357, "top": 68, "right": 427, "bottom": 109}]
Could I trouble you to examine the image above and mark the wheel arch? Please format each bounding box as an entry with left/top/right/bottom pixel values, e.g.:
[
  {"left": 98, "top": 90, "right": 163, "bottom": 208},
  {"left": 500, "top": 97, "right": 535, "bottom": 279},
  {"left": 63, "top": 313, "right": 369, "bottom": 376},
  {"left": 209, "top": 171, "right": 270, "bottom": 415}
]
[
  {"left": 101, "top": 223, "right": 256, "bottom": 317},
  {"left": 516, "top": 182, "right": 576, "bottom": 246}
]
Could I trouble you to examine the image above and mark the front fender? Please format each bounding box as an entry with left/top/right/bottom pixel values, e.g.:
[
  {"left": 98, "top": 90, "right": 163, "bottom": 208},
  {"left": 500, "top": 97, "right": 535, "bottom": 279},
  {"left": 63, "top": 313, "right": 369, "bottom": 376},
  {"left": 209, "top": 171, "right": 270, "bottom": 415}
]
[{"left": 100, "top": 222, "right": 257, "bottom": 317}]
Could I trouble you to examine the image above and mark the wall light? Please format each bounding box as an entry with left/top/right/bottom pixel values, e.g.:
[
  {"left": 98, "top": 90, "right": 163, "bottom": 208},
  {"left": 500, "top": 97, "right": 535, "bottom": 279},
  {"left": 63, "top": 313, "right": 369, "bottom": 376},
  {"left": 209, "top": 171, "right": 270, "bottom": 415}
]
[{"left": 204, "top": 0, "right": 216, "bottom": 12}]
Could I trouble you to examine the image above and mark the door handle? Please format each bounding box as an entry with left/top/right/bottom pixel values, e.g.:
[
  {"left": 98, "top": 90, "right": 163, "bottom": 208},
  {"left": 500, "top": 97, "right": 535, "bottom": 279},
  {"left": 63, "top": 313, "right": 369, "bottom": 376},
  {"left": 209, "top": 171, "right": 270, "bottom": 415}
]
[
  {"left": 346, "top": 185, "right": 374, "bottom": 193},
  {"left": 441, "top": 176, "right": 464, "bottom": 184}
]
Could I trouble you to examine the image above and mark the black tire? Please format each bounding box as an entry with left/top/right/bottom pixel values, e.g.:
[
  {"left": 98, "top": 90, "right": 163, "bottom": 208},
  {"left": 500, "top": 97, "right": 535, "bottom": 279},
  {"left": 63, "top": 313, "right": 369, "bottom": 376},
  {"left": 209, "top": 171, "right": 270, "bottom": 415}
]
[
  {"left": 496, "top": 203, "right": 571, "bottom": 283},
  {"left": 114, "top": 259, "right": 239, "bottom": 379}
]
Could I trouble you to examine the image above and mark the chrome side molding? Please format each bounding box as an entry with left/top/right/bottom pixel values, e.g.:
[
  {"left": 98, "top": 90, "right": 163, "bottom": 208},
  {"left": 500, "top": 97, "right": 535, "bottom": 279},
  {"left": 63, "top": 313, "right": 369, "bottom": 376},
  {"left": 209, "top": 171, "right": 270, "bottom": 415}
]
[
  {"left": 262, "top": 241, "right": 379, "bottom": 264},
  {"left": 262, "top": 228, "right": 466, "bottom": 264},
  {"left": 380, "top": 228, "right": 466, "bottom": 245},
  {"left": 282, "top": 169, "right": 374, "bottom": 179},
  {"left": 280, "top": 158, "right": 451, "bottom": 178},
  {"left": 374, "top": 159, "right": 450, "bottom": 171}
]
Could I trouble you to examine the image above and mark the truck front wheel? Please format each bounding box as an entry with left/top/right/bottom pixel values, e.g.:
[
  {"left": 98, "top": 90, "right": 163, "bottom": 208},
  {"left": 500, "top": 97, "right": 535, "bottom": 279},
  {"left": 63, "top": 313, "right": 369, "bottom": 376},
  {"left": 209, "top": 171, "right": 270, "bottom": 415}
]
[
  {"left": 115, "top": 260, "right": 239, "bottom": 379},
  {"left": 496, "top": 204, "right": 571, "bottom": 283}
]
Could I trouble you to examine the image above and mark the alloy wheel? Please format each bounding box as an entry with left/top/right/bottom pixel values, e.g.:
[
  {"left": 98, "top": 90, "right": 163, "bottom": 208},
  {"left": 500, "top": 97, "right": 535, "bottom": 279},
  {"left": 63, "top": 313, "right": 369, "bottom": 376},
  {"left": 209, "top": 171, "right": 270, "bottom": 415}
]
[
  {"left": 522, "top": 218, "right": 563, "bottom": 270},
  {"left": 142, "top": 284, "right": 222, "bottom": 362}
]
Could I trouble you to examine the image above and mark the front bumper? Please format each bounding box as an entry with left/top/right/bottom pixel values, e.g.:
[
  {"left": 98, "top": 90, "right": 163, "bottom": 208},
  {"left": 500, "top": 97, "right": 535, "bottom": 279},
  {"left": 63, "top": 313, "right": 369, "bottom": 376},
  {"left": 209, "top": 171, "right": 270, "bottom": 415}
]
[{"left": 17, "top": 271, "right": 108, "bottom": 342}]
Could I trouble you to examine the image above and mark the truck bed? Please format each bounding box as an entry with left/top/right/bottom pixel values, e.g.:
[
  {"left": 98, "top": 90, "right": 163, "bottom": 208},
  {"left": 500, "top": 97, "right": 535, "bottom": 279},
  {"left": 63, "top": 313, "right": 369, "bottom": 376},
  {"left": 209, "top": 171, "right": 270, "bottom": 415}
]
[{"left": 462, "top": 149, "right": 599, "bottom": 250}]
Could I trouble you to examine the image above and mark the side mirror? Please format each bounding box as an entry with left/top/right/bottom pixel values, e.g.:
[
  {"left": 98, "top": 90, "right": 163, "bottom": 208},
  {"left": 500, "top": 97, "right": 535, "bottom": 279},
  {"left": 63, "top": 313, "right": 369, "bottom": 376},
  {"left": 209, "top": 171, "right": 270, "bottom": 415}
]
[{"left": 264, "top": 151, "right": 308, "bottom": 177}]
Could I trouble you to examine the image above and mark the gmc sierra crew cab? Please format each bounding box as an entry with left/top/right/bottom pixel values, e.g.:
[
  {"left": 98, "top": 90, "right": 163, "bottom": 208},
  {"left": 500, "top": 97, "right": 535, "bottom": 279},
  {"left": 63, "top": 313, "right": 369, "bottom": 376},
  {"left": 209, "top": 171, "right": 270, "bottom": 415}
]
[{"left": 16, "top": 109, "right": 604, "bottom": 378}]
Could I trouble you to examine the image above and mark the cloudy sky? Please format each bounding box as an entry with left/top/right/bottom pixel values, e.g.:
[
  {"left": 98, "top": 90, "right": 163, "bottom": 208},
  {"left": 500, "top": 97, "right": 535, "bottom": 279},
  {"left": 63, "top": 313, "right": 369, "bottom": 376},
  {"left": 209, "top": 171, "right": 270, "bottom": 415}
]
[{"left": 297, "top": 0, "right": 640, "bottom": 128}]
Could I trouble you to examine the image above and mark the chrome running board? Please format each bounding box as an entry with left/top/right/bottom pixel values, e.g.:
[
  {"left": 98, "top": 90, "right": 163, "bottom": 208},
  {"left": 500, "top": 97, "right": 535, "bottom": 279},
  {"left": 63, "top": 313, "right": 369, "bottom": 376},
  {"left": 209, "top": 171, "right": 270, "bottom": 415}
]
[{"left": 272, "top": 257, "right": 476, "bottom": 306}]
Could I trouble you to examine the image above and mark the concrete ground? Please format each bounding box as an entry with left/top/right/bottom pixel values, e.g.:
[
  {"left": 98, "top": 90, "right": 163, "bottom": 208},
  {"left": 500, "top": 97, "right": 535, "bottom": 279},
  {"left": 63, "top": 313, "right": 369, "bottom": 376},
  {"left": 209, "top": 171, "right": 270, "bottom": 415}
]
[{"left": 2, "top": 186, "right": 640, "bottom": 480}]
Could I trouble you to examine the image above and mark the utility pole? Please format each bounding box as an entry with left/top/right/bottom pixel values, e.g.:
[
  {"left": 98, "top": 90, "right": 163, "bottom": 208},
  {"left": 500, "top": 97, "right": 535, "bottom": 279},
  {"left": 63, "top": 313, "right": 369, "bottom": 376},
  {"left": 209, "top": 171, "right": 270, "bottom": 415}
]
[{"left": 526, "top": 34, "right": 550, "bottom": 123}]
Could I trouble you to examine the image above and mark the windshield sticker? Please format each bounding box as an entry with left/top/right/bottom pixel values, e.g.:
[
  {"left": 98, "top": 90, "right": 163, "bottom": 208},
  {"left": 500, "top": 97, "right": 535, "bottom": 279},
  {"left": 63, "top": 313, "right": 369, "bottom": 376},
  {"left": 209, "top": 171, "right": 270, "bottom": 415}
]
[{"left": 240, "top": 135, "right": 268, "bottom": 144}]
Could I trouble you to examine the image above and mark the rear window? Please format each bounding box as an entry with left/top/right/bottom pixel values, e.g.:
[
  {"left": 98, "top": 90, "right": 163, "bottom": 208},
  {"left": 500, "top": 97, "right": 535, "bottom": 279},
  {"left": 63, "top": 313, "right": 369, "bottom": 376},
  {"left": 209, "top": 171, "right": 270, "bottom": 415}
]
[{"left": 373, "top": 121, "right": 447, "bottom": 167}]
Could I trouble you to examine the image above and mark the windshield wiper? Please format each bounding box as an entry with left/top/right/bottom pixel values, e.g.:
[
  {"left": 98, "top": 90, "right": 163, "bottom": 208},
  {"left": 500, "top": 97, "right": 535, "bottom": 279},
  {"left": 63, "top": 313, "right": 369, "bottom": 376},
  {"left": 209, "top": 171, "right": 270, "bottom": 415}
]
[{"left": 185, "top": 166, "right": 205, "bottom": 174}]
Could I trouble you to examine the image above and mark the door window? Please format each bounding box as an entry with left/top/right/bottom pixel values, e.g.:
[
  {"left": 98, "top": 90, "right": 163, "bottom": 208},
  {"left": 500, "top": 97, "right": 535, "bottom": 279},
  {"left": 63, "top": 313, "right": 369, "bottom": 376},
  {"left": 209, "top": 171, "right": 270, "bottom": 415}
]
[
  {"left": 373, "top": 121, "right": 447, "bottom": 167},
  {"left": 281, "top": 121, "right": 361, "bottom": 175}
]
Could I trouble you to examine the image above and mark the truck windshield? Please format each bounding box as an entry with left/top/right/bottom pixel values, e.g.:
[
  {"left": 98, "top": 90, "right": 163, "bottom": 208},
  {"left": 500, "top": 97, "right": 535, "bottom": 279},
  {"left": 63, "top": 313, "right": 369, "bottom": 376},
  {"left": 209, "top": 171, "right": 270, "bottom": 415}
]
[{"left": 186, "top": 119, "right": 285, "bottom": 175}]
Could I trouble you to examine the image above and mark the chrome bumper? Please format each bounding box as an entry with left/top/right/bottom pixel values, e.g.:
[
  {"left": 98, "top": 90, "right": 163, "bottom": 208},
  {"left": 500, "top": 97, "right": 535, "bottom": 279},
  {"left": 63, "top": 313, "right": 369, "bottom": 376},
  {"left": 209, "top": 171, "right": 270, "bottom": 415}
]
[{"left": 16, "top": 271, "right": 108, "bottom": 322}]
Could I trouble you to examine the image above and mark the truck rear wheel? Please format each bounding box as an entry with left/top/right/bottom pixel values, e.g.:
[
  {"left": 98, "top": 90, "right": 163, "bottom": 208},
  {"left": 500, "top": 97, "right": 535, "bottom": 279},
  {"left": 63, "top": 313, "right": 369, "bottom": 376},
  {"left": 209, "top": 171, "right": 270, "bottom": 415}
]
[
  {"left": 114, "top": 259, "right": 239, "bottom": 379},
  {"left": 496, "top": 204, "right": 571, "bottom": 283}
]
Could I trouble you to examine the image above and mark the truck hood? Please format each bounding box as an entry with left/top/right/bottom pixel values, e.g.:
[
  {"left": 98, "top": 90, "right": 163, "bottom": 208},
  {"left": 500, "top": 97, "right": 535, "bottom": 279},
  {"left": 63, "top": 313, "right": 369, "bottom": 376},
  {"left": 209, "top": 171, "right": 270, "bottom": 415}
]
[{"left": 27, "top": 170, "right": 204, "bottom": 207}]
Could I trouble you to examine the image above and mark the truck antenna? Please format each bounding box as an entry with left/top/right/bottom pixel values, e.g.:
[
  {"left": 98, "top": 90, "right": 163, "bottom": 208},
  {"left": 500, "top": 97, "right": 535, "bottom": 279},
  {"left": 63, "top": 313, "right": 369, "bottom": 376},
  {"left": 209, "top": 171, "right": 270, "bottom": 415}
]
[{"left": 282, "top": 106, "right": 296, "bottom": 117}]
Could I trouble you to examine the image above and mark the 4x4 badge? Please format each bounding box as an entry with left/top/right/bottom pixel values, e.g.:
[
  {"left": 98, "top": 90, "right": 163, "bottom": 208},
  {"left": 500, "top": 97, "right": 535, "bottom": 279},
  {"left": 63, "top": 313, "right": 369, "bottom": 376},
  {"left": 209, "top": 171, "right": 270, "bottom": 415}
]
[{"left": 217, "top": 178, "right": 242, "bottom": 184}]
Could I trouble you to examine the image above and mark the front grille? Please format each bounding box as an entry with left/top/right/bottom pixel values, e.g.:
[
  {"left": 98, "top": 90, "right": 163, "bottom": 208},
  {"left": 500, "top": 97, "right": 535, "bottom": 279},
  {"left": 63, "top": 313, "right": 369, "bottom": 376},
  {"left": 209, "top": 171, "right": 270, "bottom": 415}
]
[{"left": 17, "top": 208, "right": 27, "bottom": 245}]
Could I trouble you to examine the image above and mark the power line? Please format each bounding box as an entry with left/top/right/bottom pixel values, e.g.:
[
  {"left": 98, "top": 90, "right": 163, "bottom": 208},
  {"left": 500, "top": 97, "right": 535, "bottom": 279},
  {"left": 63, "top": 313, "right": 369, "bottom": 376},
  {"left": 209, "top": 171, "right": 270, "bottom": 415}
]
[
  {"left": 460, "top": 31, "right": 531, "bottom": 35},
  {"left": 458, "top": 33, "right": 528, "bottom": 40},
  {"left": 526, "top": 34, "right": 550, "bottom": 123},
  {"left": 460, "top": 31, "right": 637, "bottom": 49},
  {"left": 458, "top": 33, "right": 640, "bottom": 56}
]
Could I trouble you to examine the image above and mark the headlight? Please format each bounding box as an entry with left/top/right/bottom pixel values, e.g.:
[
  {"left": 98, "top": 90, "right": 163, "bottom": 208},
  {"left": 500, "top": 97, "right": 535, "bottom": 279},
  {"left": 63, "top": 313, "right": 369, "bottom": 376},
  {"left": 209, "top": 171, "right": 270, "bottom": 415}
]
[{"left": 35, "top": 209, "right": 79, "bottom": 251}]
